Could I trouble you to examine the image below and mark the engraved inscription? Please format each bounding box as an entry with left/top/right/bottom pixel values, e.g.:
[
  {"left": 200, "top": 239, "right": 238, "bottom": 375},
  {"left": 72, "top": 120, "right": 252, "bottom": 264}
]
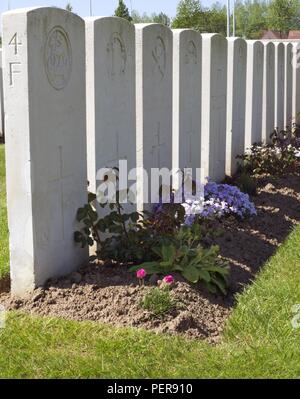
[
  {"left": 48, "top": 146, "right": 73, "bottom": 240},
  {"left": 9, "top": 33, "right": 22, "bottom": 55},
  {"left": 106, "top": 32, "right": 127, "bottom": 78},
  {"left": 9, "top": 62, "right": 21, "bottom": 86},
  {"left": 44, "top": 26, "right": 72, "bottom": 90},
  {"left": 150, "top": 122, "right": 166, "bottom": 167},
  {"left": 185, "top": 40, "right": 197, "bottom": 65},
  {"left": 152, "top": 37, "right": 166, "bottom": 79}
]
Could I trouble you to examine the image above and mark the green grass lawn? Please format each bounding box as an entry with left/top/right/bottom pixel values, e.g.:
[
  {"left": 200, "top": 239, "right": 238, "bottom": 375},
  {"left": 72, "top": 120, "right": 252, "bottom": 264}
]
[
  {"left": 0, "top": 145, "right": 9, "bottom": 278},
  {"left": 0, "top": 144, "right": 300, "bottom": 378}
]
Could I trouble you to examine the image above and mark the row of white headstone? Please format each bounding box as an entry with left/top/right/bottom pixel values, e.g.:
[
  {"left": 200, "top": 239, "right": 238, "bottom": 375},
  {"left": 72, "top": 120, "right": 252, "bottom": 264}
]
[{"left": 2, "top": 7, "right": 300, "bottom": 295}]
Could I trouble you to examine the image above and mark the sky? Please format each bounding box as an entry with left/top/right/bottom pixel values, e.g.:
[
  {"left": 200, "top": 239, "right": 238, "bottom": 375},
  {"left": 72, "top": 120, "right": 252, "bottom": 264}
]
[{"left": 0, "top": 0, "right": 227, "bottom": 21}]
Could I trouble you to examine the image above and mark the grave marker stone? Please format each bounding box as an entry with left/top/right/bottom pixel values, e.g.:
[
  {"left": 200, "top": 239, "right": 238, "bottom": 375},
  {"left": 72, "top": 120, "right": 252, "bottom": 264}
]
[
  {"left": 226, "top": 37, "right": 247, "bottom": 176},
  {"left": 245, "top": 40, "right": 264, "bottom": 148},
  {"left": 274, "top": 42, "right": 285, "bottom": 131},
  {"left": 135, "top": 24, "right": 173, "bottom": 207},
  {"left": 292, "top": 42, "right": 300, "bottom": 125},
  {"left": 172, "top": 29, "right": 201, "bottom": 177},
  {"left": 201, "top": 33, "right": 227, "bottom": 182},
  {"left": 3, "top": 7, "right": 88, "bottom": 295},
  {"left": 262, "top": 42, "right": 275, "bottom": 143},
  {"left": 85, "top": 17, "right": 136, "bottom": 198},
  {"left": 284, "top": 43, "right": 293, "bottom": 128}
]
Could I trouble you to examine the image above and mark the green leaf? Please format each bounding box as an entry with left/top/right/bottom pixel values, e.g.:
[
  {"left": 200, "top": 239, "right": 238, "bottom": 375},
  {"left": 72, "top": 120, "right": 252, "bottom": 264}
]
[
  {"left": 162, "top": 245, "right": 176, "bottom": 261},
  {"left": 74, "top": 231, "right": 83, "bottom": 243},
  {"left": 182, "top": 265, "right": 199, "bottom": 284},
  {"left": 76, "top": 207, "right": 88, "bottom": 222},
  {"left": 88, "top": 192, "right": 97, "bottom": 203},
  {"left": 198, "top": 270, "right": 211, "bottom": 283}
]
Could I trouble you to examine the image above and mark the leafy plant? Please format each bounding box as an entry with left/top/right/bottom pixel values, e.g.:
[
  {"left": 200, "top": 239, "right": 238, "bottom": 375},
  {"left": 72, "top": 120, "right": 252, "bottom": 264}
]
[
  {"left": 237, "top": 125, "right": 300, "bottom": 176},
  {"left": 131, "top": 224, "right": 229, "bottom": 295},
  {"left": 140, "top": 286, "right": 175, "bottom": 317},
  {"left": 234, "top": 173, "right": 258, "bottom": 196}
]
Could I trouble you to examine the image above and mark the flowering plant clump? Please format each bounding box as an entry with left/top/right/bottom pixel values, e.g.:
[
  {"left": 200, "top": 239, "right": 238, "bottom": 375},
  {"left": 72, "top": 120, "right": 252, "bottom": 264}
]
[
  {"left": 182, "top": 180, "right": 257, "bottom": 225},
  {"left": 238, "top": 126, "right": 300, "bottom": 176},
  {"left": 163, "top": 275, "right": 175, "bottom": 286},
  {"left": 137, "top": 269, "right": 147, "bottom": 280}
]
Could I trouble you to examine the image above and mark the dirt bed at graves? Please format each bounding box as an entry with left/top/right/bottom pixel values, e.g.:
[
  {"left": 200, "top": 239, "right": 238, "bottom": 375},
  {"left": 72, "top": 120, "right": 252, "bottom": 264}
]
[{"left": 1, "top": 167, "right": 300, "bottom": 343}]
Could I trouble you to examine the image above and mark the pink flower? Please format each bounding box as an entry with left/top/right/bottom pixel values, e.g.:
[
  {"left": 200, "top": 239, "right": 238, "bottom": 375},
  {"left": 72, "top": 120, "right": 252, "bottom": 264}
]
[
  {"left": 136, "top": 269, "right": 147, "bottom": 279},
  {"left": 163, "top": 275, "right": 175, "bottom": 285}
]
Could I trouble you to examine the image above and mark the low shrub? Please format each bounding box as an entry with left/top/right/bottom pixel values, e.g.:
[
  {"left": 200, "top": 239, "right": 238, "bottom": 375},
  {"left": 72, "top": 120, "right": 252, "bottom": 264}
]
[
  {"left": 237, "top": 126, "right": 300, "bottom": 176},
  {"left": 140, "top": 286, "right": 175, "bottom": 317}
]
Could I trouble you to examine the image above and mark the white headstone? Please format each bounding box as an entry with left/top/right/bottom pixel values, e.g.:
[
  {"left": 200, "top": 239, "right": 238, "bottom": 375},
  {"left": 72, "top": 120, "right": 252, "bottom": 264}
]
[
  {"left": 245, "top": 40, "right": 264, "bottom": 149},
  {"left": 274, "top": 42, "right": 285, "bottom": 131},
  {"left": 172, "top": 29, "right": 201, "bottom": 177},
  {"left": 292, "top": 43, "right": 300, "bottom": 125},
  {"left": 226, "top": 37, "right": 247, "bottom": 176},
  {"left": 85, "top": 17, "right": 136, "bottom": 198},
  {"left": 284, "top": 43, "right": 293, "bottom": 128},
  {"left": 0, "top": 49, "right": 4, "bottom": 140},
  {"left": 3, "top": 8, "right": 88, "bottom": 296},
  {"left": 135, "top": 24, "right": 173, "bottom": 207},
  {"left": 262, "top": 42, "right": 275, "bottom": 143},
  {"left": 201, "top": 33, "right": 227, "bottom": 182}
]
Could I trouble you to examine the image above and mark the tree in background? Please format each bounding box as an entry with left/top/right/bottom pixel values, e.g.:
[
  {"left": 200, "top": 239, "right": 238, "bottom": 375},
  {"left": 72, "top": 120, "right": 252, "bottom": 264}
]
[
  {"left": 267, "top": 0, "right": 300, "bottom": 37},
  {"left": 172, "top": 0, "right": 227, "bottom": 35},
  {"left": 172, "top": 0, "right": 202, "bottom": 30},
  {"left": 131, "top": 10, "right": 170, "bottom": 26},
  {"left": 114, "top": 0, "right": 132, "bottom": 22},
  {"left": 234, "top": 0, "right": 269, "bottom": 39},
  {"left": 65, "top": 3, "right": 73, "bottom": 12}
]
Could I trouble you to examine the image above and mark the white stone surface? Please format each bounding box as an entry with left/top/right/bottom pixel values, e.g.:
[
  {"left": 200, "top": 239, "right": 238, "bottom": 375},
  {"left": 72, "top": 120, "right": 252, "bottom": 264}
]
[
  {"left": 284, "top": 43, "right": 293, "bottom": 128},
  {"left": 201, "top": 33, "right": 227, "bottom": 182},
  {"left": 0, "top": 49, "right": 4, "bottom": 139},
  {"left": 245, "top": 40, "right": 264, "bottom": 148},
  {"left": 135, "top": 24, "right": 173, "bottom": 206},
  {"left": 172, "top": 29, "right": 202, "bottom": 176},
  {"left": 2, "top": 7, "right": 88, "bottom": 296},
  {"left": 292, "top": 42, "right": 300, "bottom": 125},
  {"left": 226, "top": 37, "right": 247, "bottom": 176},
  {"left": 274, "top": 42, "right": 285, "bottom": 131},
  {"left": 85, "top": 17, "right": 136, "bottom": 196},
  {"left": 262, "top": 42, "right": 275, "bottom": 143}
]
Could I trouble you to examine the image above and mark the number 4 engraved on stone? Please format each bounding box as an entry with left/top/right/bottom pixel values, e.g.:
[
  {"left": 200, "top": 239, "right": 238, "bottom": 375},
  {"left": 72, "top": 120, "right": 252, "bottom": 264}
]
[{"left": 9, "top": 33, "right": 22, "bottom": 55}]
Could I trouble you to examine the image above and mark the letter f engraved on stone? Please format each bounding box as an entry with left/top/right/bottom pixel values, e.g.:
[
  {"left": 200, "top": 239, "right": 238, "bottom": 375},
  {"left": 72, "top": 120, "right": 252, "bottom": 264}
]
[{"left": 9, "top": 62, "right": 21, "bottom": 86}]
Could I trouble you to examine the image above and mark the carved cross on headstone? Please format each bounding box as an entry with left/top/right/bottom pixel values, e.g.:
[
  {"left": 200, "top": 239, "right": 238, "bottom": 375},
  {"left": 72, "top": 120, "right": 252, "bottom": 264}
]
[
  {"left": 151, "top": 122, "right": 166, "bottom": 167},
  {"left": 48, "top": 145, "right": 73, "bottom": 240},
  {"left": 107, "top": 130, "right": 124, "bottom": 166},
  {"left": 186, "top": 130, "right": 194, "bottom": 166}
]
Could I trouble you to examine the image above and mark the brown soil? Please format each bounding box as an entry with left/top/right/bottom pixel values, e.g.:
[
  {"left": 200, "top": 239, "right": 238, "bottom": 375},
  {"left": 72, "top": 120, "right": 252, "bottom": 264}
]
[{"left": 1, "top": 168, "right": 300, "bottom": 343}]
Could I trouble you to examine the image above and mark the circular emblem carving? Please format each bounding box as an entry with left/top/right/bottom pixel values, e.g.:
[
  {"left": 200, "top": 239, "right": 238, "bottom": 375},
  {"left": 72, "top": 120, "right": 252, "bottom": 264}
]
[
  {"left": 152, "top": 36, "right": 166, "bottom": 79},
  {"left": 45, "top": 26, "right": 72, "bottom": 90},
  {"left": 106, "top": 32, "right": 127, "bottom": 78},
  {"left": 185, "top": 40, "right": 197, "bottom": 65}
]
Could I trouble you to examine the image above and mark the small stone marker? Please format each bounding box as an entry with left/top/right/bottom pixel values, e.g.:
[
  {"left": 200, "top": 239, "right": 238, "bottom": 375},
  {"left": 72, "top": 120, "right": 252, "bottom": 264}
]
[
  {"left": 284, "top": 43, "right": 293, "bottom": 128},
  {"left": 172, "top": 29, "right": 202, "bottom": 176},
  {"left": 3, "top": 7, "right": 88, "bottom": 296},
  {"left": 262, "top": 42, "right": 275, "bottom": 143},
  {"left": 85, "top": 17, "right": 136, "bottom": 197},
  {"left": 226, "top": 37, "right": 247, "bottom": 176},
  {"left": 274, "top": 42, "right": 285, "bottom": 131},
  {"left": 135, "top": 24, "right": 173, "bottom": 207},
  {"left": 245, "top": 40, "right": 264, "bottom": 148},
  {"left": 201, "top": 33, "right": 227, "bottom": 182}
]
